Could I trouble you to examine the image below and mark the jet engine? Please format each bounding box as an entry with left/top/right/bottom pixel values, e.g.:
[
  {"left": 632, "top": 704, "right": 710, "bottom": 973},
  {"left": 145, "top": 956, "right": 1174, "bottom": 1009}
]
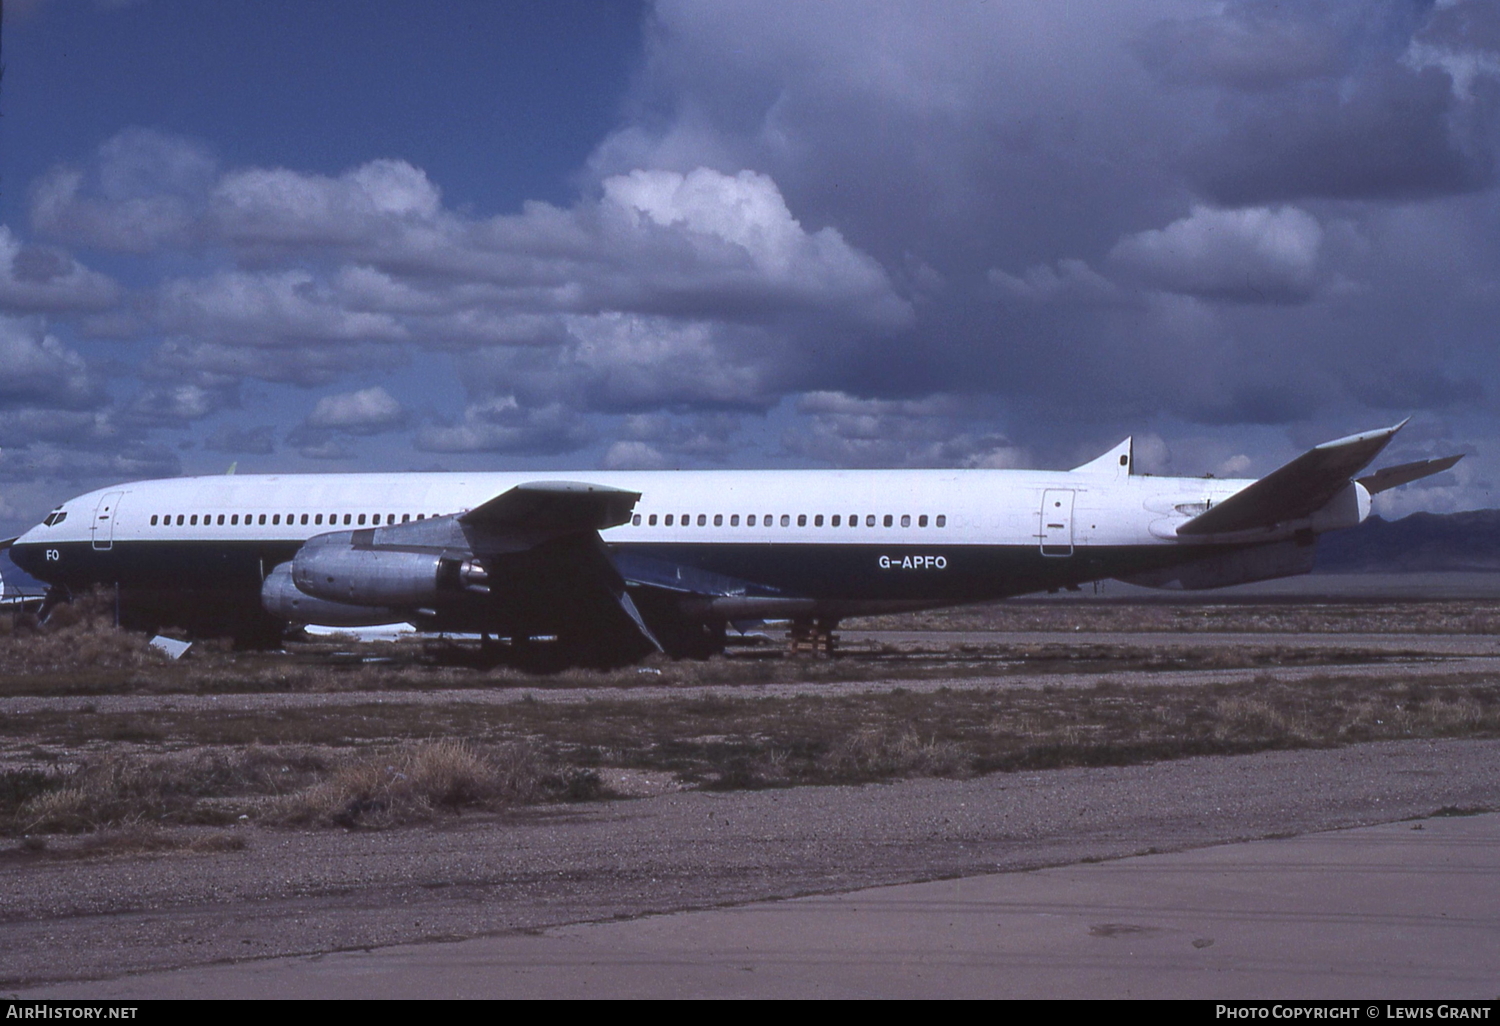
[
  {"left": 289, "top": 531, "right": 489, "bottom": 607},
  {"left": 260, "top": 562, "right": 406, "bottom": 626}
]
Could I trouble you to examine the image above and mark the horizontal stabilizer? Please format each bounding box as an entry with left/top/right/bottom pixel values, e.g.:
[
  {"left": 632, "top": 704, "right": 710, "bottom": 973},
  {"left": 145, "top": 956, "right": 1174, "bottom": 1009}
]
[
  {"left": 1357, "top": 454, "right": 1464, "bottom": 495},
  {"left": 459, "top": 481, "right": 640, "bottom": 533},
  {"left": 1178, "top": 422, "right": 1405, "bottom": 537}
]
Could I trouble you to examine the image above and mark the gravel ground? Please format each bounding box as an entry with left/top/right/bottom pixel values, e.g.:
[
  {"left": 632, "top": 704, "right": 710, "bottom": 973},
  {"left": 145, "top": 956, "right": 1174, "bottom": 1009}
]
[{"left": 3, "top": 737, "right": 1496, "bottom": 991}]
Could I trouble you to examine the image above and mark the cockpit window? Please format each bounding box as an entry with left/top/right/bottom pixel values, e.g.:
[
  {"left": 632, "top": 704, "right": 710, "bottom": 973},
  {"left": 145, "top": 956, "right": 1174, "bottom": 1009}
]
[{"left": 42, "top": 511, "right": 68, "bottom": 527}]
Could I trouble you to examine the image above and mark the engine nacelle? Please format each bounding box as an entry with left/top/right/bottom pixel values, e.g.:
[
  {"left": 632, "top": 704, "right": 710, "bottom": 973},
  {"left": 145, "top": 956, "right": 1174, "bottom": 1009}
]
[
  {"left": 1309, "top": 481, "right": 1371, "bottom": 534},
  {"left": 261, "top": 562, "right": 406, "bottom": 626},
  {"left": 1119, "top": 538, "right": 1316, "bottom": 590},
  {"left": 290, "top": 532, "right": 489, "bottom": 607}
]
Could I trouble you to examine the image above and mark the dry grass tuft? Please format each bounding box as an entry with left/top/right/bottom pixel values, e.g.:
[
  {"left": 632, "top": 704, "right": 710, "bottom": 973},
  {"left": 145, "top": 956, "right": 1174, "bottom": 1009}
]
[
  {"left": 822, "top": 728, "right": 971, "bottom": 781},
  {"left": 266, "top": 739, "right": 597, "bottom": 829},
  {"left": 1213, "top": 696, "right": 1314, "bottom": 742},
  {"left": 8, "top": 747, "right": 332, "bottom": 835}
]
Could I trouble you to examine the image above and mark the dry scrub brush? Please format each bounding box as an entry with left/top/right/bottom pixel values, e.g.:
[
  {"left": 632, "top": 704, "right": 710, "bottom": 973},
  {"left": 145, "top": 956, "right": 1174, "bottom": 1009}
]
[
  {"left": 9, "top": 747, "right": 333, "bottom": 834},
  {"left": 0, "top": 588, "right": 165, "bottom": 674},
  {"left": 266, "top": 739, "right": 601, "bottom": 829}
]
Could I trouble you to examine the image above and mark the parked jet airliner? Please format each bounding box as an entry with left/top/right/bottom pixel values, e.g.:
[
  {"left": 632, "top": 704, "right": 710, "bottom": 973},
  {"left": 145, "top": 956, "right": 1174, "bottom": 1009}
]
[{"left": 3, "top": 422, "right": 1462, "bottom": 664}]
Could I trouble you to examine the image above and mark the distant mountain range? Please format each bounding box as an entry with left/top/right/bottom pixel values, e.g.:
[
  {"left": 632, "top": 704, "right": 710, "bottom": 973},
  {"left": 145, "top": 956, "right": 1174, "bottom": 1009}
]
[{"left": 1316, "top": 510, "right": 1500, "bottom": 574}]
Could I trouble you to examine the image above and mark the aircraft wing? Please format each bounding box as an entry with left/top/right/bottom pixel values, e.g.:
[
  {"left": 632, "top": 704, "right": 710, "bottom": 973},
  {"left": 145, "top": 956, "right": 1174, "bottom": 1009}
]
[
  {"left": 1357, "top": 454, "right": 1464, "bottom": 495},
  {"left": 459, "top": 481, "right": 640, "bottom": 533},
  {"left": 0, "top": 538, "right": 15, "bottom": 551},
  {"left": 1177, "top": 422, "right": 1406, "bottom": 537},
  {"left": 295, "top": 479, "right": 660, "bottom": 656}
]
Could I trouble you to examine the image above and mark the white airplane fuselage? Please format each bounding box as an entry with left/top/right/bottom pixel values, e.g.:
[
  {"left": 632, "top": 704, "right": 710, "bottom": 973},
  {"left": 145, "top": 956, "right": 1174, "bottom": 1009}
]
[{"left": 9, "top": 450, "right": 1352, "bottom": 639}]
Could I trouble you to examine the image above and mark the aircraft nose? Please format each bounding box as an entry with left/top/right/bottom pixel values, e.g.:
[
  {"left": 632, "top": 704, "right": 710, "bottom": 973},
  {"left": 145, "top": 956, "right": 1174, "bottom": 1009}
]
[{"left": 9, "top": 531, "right": 44, "bottom": 577}]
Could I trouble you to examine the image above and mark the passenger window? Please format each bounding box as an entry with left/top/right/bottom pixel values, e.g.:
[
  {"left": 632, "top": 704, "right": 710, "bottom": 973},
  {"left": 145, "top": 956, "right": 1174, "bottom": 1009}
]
[
  {"left": 866, "top": 514, "right": 875, "bottom": 527},
  {"left": 919, "top": 515, "right": 928, "bottom": 527},
  {"left": 665, "top": 514, "right": 674, "bottom": 526},
  {"left": 259, "top": 514, "right": 267, "bottom": 526},
  {"left": 831, "top": 515, "right": 840, "bottom": 527},
  {"left": 747, "top": 514, "right": 756, "bottom": 526},
  {"left": 416, "top": 514, "right": 424, "bottom": 520},
  {"left": 301, "top": 514, "right": 309, "bottom": 525},
  {"left": 900, "top": 515, "right": 910, "bottom": 527},
  {"left": 216, "top": 514, "right": 223, "bottom": 526},
  {"left": 273, "top": 514, "right": 281, "bottom": 526},
  {"left": 778, "top": 514, "right": 788, "bottom": 526},
  {"left": 402, "top": 514, "right": 410, "bottom": 523},
  {"left": 682, "top": 513, "right": 690, "bottom": 525},
  {"left": 649, "top": 514, "right": 658, "bottom": 526},
  {"left": 730, "top": 514, "right": 739, "bottom": 526},
  {"left": 190, "top": 515, "right": 198, "bottom": 526},
  {"left": 232, "top": 514, "right": 239, "bottom": 526},
  {"left": 150, "top": 515, "right": 158, "bottom": 526},
  {"left": 884, "top": 515, "right": 893, "bottom": 527},
  {"left": 175, "top": 515, "right": 184, "bottom": 526},
  {"left": 697, "top": 514, "right": 706, "bottom": 526},
  {"left": 344, "top": 514, "right": 352, "bottom": 525},
  {"left": 936, "top": 515, "right": 946, "bottom": 527},
  {"left": 632, "top": 514, "right": 642, "bottom": 526},
  {"left": 797, "top": 514, "right": 807, "bottom": 527},
  {"left": 358, "top": 514, "right": 366, "bottom": 526},
  {"left": 713, "top": 514, "right": 722, "bottom": 526},
  {"left": 814, "top": 514, "right": 823, "bottom": 527}
]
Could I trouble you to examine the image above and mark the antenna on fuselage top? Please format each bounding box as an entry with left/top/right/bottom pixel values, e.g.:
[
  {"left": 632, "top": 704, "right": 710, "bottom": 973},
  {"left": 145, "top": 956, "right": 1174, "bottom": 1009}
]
[{"left": 226, "top": 462, "right": 237, "bottom": 476}]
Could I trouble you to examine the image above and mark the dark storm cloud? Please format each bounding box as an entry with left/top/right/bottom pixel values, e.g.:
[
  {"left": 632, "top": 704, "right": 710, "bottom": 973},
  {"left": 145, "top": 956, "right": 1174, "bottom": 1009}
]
[
  {"left": 1185, "top": 64, "right": 1495, "bottom": 204},
  {"left": 579, "top": 0, "right": 1500, "bottom": 466},
  {"left": 1138, "top": 2, "right": 1500, "bottom": 203},
  {"left": 782, "top": 392, "right": 1028, "bottom": 469}
]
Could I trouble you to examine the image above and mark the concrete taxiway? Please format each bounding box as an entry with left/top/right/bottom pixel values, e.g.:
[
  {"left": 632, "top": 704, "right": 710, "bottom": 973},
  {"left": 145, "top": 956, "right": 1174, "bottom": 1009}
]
[{"left": 20, "top": 811, "right": 1499, "bottom": 999}]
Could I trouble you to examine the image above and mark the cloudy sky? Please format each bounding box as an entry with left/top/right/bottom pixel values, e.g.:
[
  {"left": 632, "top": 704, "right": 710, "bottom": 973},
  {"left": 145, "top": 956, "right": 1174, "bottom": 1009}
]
[{"left": 1, "top": 0, "right": 1497, "bottom": 536}]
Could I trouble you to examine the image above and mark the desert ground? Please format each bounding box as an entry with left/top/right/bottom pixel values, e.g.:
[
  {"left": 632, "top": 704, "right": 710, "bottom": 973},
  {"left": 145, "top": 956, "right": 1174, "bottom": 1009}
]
[{"left": 2, "top": 583, "right": 1498, "bottom": 991}]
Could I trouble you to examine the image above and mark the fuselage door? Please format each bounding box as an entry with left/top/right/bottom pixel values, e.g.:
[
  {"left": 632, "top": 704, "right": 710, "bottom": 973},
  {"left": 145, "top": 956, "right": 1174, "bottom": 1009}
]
[
  {"left": 1040, "top": 489, "right": 1074, "bottom": 557},
  {"left": 91, "top": 491, "right": 125, "bottom": 551}
]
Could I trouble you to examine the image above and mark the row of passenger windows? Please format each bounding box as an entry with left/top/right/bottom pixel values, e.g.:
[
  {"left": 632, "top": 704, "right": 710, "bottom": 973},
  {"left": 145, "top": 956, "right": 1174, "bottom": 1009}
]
[
  {"left": 630, "top": 512, "right": 947, "bottom": 529},
  {"left": 150, "top": 512, "right": 441, "bottom": 528}
]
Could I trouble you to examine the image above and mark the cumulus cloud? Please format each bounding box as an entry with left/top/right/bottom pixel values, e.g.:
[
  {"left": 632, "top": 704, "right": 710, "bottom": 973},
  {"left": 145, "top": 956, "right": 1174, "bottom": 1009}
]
[
  {"left": 0, "top": 228, "right": 120, "bottom": 314},
  {"left": 415, "top": 398, "right": 590, "bottom": 455},
  {"left": 993, "top": 204, "right": 1327, "bottom": 307},
  {"left": 31, "top": 128, "right": 217, "bottom": 252},
  {"left": 0, "top": 317, "right": 106, "bottom": 411},
  {"left": 122, "top": 383, "right": 233, "bottom": 428},
  {"left": 1108, "top": 205, "right": 1325, "bottom": 302},
  {"left": 304, "top": 386, "right": 408, "bottom": 434},
  {"left": 601, "top": 440, "right": 670, "bottom": 470},
  {"left": 9, "top": 2, "right": 1500, "bottom": 511},
  {"left": 33, "top": 132, "right": 911, "bottom": 432}
]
